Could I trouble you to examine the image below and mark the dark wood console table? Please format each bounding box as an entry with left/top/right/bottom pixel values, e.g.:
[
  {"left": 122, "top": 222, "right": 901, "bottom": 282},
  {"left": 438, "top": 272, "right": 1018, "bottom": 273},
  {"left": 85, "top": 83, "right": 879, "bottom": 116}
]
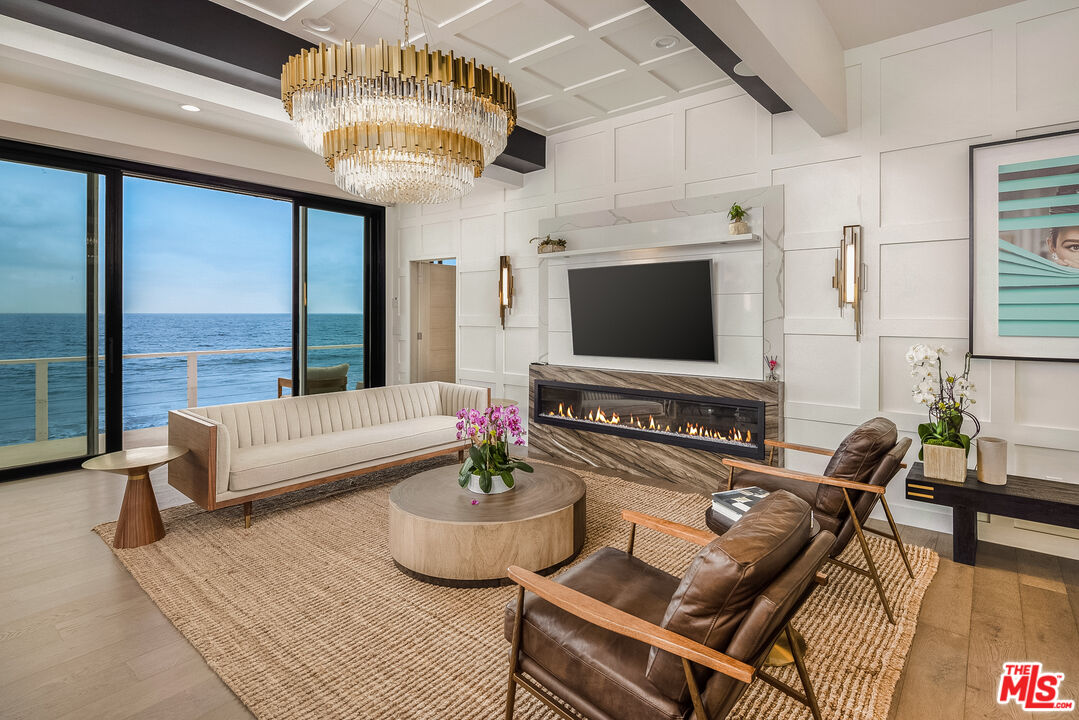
[{"left": 905, "top": 462, "right": 1079, "bottom": 565}]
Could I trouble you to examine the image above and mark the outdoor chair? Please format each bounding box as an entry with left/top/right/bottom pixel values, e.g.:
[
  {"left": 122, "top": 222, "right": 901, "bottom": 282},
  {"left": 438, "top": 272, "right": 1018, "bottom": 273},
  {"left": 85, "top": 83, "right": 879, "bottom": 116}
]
[{"left": 276, "top": 363, "right": 349, "bottom": 397}]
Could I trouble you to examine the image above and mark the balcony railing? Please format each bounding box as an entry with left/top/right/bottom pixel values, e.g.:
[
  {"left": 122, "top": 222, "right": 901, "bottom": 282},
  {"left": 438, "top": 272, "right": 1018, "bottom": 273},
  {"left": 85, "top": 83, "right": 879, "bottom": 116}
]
[{"left": 0, "top": 344, "right": 364, "bottom": 442}]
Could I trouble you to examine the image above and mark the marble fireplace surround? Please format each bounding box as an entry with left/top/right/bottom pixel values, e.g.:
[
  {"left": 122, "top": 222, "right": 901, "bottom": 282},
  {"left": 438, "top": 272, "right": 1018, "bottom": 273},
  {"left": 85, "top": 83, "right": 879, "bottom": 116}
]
[{"left": 529, "top": 364, "right": 783, "bottom": 494}]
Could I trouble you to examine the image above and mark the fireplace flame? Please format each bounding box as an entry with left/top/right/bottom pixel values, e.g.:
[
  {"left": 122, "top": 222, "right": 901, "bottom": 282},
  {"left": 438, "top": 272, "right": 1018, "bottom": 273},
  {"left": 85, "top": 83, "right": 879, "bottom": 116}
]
[{"left": 545, "top": 404, "right": 754, "bottom": 446}]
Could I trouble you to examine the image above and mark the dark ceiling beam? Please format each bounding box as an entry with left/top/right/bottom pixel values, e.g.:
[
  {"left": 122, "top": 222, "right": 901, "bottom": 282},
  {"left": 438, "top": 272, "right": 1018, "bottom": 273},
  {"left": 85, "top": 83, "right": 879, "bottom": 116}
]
[
  {"left": 643, "top": 0, "right": 790, "bottom": 114},
  {"left": 0, "top": 0, "right": 545, "bottom": 172}
]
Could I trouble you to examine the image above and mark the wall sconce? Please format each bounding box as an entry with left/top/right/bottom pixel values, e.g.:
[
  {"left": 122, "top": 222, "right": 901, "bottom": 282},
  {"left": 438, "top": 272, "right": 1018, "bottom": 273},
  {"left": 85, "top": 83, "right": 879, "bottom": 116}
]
[
  {"left": 499, "top": 255, "right": 514, "bottom": 328},
  {"left": 832, "top": 224, "right": 865, "bottom": 340}
]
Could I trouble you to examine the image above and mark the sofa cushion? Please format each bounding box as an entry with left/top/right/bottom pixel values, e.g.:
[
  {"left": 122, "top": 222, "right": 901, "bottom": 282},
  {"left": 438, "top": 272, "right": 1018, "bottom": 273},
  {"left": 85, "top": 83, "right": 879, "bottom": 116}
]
[
  {"left": 645, "top": 491, "right": 812, "bottom": 702},
  {"left": 228, "top": 414, "right": 458, "bottom": 491},
  {"left": 504, "top": 547, "right": 684, "bottom": 720},
  {"left": 816, "top": 417, "right": 897, "bottom": 516}
]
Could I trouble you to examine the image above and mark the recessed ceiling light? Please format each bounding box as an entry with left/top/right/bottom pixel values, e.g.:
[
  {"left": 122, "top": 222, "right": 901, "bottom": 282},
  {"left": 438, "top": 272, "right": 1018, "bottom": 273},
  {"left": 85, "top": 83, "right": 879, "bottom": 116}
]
[
  {"left": 180, "top": 104, "right": 201, "bottom": 112},
  {"left": 300, "top": 17, "right": 333, "bottom": 32},
  {"left": 653, "top": 35, "right": 678, "bottom": 50},
  {"left": 732, "top": 61, "right": 756, "bottom": 77}
]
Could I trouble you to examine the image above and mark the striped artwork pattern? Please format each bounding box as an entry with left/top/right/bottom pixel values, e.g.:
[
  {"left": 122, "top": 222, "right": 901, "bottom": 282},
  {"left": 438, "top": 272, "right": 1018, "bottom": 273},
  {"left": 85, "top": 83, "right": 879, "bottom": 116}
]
[{"left": 997, "top": 153, "right": 1079, "bottom": 337}]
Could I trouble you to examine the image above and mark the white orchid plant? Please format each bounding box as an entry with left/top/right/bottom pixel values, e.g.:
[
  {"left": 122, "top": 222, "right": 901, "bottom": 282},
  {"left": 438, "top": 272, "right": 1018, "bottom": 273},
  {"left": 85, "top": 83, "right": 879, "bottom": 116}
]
[{"left": 907, "top": 344, "right": 980, "bottom": 458}]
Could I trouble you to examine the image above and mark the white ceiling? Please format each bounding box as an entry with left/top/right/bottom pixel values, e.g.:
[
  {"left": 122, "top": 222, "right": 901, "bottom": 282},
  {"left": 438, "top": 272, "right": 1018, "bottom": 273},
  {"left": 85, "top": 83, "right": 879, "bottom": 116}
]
[
  {"left": 817, "top": 0, "right": 1026, "bottom": 49},
  {"left": 208, "top": 0, "right": 734, "bottom": 134}
]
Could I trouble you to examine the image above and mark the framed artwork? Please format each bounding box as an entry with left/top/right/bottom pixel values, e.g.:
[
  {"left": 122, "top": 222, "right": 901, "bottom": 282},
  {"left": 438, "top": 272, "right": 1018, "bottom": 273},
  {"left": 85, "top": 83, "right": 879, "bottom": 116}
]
[{"left": 970, "top": 129, "right": 1079, "bottom": 362}]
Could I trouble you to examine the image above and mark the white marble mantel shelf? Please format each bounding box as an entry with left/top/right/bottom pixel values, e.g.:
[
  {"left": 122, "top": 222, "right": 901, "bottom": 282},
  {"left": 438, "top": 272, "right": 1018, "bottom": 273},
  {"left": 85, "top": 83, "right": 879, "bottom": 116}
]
[{"left": 537, "top": 233, "right": 757, "bottom": 260}]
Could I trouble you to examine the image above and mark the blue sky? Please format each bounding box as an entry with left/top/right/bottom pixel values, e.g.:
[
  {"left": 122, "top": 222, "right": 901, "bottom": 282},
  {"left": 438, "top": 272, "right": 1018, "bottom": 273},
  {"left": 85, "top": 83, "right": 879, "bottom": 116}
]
[{"left": 0, "top": 160, "right": 366, "bottom": 314}]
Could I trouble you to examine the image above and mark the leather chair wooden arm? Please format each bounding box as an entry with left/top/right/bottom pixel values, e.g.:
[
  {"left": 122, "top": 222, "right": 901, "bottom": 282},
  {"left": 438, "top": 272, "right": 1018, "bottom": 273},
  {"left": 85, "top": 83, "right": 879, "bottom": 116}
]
[
  {"left": 764, "top": 437, "right": 906, "bottom": 468},
  {"left": 722, "top": 459, "right": 886, "bottom": 495}
]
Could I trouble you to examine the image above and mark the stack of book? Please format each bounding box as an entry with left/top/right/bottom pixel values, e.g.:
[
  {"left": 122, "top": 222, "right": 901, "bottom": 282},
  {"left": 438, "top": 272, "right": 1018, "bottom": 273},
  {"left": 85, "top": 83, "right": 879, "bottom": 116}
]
[{"left": 710, "top": 486, "right": 770, "bottom": 523}]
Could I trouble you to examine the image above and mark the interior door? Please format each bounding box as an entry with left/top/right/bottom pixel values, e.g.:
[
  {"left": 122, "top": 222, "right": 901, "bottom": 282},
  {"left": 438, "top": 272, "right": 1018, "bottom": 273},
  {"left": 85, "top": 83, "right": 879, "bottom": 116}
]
[
  {"left": 411, "top": 261, "right": 456, "bottom": 383},
  {"left": 0, "top": 159, "right": 103, "bottom": 472}
]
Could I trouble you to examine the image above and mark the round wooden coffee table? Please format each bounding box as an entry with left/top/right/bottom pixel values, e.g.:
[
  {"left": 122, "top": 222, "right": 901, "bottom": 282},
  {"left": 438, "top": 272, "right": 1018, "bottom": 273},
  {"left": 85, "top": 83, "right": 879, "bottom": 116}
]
[
  {"left": 83, "top": 445, "right": 187, "bottom": 549},
  {"left": 389, "top": 464, "right": 586, "bottom": 587}
]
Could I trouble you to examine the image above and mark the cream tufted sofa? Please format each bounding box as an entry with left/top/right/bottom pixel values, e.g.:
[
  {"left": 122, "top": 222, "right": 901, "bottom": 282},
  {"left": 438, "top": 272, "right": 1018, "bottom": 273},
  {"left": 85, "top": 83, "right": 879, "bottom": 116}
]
[{"left": 168, "top": 381, "right": 488, "bottom": 525}]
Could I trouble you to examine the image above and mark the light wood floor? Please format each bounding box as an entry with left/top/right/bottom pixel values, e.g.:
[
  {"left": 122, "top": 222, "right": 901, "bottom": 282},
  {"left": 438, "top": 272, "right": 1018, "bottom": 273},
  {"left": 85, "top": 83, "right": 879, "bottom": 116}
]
[{"left": 2, "top": 444, "right": 1077, "bottom": 720}]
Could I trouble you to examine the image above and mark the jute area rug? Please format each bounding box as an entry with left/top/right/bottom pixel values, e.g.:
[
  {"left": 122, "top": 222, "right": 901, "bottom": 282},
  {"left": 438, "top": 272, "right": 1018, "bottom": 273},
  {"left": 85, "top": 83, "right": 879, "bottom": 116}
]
[{"left": 94, "top": 459, "right": 938, "bottom": 720}]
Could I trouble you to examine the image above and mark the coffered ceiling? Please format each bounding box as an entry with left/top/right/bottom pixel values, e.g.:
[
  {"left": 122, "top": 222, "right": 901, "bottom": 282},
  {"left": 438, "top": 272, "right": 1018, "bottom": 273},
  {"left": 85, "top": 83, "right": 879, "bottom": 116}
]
[{"left": 208, "top": 0, "right": 734, "bottom": 134}]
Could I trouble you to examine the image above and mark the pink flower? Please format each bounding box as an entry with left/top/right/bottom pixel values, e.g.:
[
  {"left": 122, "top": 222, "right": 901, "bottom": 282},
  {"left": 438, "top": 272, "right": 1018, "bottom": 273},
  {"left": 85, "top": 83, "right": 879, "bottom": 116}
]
[{"left": 471, "top": 499, "right": 479, "bottom": 505}]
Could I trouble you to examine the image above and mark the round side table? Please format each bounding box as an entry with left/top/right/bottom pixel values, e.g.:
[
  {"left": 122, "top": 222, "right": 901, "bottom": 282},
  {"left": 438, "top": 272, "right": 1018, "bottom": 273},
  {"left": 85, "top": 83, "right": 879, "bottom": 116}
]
[{"left": 83, "top": 445, "right": 188, "bottom": 549}]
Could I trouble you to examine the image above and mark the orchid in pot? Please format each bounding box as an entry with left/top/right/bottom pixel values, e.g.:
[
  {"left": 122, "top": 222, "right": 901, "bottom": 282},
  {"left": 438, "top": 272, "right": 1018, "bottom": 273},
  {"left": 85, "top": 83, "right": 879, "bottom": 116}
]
[
  {"left": 907, "top": 344, "right": 980, "bottom": 481},
  {"left": 455, "top": 405, "right": 533, "bottom": 494}
]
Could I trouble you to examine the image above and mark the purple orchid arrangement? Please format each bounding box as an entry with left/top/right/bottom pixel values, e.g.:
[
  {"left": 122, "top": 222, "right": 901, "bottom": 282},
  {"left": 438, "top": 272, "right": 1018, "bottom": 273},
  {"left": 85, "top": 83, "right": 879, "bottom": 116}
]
[{"left": 455, "top": 405, "right": 533, "bottom": 493}]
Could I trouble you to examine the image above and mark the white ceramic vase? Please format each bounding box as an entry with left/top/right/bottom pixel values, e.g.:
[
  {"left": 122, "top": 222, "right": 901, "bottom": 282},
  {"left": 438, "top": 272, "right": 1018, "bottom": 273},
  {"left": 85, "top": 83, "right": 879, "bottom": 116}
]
[
  {"left": 976, "top": 437, "right": 1008, "bottom": 485},
  {"left": 465, "top": 473, "right": 514, "bottom": 494},
  {"left": 729, "top": 220, "right": 750, "bottom": 235}
]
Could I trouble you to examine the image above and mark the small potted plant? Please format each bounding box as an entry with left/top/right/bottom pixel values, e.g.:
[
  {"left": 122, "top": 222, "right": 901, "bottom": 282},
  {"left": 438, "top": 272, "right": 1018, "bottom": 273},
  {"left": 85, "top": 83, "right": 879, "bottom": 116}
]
[
  {"left": 455, "top": 405, "right": 533, "bottom": 493},
  {"left": 728, "top": 203, "right": 750, "bottom": 235},
  {"left": 907, "top": 344, "right": 980, "bottom": 482},
  {"left": 530, "top": 234, "right": 567, "bottom": 254}
]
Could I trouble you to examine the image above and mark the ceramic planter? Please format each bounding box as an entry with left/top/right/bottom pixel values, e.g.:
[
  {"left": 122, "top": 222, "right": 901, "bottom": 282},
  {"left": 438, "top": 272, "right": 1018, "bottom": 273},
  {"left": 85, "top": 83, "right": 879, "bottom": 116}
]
[
  {"left": 465, "top": 473, "right": 514, "bottom": 494},
  {"left": 729, "top": 220, "right": 749, "bottom": 235},
  {"left": 538, "top": 244, "right": 565, "bottom": 254},
  {"left": 923, "top": 444, "right": 967, "bottom": 482}
]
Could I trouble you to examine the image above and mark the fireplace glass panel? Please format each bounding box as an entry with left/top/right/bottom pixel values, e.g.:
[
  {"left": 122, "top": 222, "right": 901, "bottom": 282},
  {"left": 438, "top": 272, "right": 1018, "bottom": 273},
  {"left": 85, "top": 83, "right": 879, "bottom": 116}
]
[{"left": 534, "top": 381, "right": 765, "bottom": 459}]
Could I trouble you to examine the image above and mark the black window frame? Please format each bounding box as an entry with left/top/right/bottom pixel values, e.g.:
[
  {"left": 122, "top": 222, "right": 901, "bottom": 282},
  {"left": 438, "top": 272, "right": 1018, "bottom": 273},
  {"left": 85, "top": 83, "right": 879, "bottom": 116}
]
[{"left": 0, "top": 137, "right": 386, "bottom": 481}]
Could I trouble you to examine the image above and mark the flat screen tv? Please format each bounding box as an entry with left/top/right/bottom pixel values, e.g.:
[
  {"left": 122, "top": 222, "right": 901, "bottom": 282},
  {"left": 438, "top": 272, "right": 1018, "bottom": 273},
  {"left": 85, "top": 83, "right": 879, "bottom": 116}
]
[{"left": 567, "top": 260, "right": 715, "bottom": 361}]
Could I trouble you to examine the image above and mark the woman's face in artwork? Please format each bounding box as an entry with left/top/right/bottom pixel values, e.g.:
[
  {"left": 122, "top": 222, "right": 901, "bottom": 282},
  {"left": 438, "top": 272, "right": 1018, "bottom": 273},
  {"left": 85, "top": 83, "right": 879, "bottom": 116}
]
[{"left": 1048, "top": 227, "right": 1079, "bottom": 268}]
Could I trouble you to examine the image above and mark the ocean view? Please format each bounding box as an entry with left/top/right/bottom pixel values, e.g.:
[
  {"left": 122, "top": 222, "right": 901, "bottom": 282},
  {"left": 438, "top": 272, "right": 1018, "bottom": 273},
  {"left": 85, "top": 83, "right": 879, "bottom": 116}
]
[{"left": 0, "top": 313, "right": 364, "bottom": 445}]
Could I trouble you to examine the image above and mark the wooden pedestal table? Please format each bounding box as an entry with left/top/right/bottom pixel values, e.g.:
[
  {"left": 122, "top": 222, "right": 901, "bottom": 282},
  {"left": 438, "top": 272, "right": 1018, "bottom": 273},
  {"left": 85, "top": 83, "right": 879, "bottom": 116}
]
[
  {"left": 83, "top": 445, "right": 188, "bottom": 549},
  {"left": 389, "top": 464, "right": 586, "bottom": 587}
]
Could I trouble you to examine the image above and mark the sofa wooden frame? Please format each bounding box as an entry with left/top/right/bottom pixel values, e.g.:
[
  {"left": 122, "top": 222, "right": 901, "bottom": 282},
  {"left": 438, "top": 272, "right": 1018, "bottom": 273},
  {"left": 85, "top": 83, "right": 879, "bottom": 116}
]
[{"left": 504, "top": 509, "right": 828, "bottom": 720}]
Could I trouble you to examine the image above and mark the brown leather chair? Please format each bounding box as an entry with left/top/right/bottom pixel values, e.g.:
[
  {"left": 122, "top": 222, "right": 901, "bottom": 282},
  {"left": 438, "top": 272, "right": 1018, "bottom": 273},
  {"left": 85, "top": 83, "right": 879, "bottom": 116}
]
[
  {"left": 503, "top": 491, "right": 834, "bottom": 720},
  {"left": 716, "top": 417, "right": 914, "bottom": 623}
]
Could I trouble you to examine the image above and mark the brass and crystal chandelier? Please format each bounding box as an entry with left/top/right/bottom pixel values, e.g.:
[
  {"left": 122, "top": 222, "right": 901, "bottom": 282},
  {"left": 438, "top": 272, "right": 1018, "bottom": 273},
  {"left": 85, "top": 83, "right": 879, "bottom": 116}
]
[{"left": 280, "top": 0, "right": 516, "bottom": 204}]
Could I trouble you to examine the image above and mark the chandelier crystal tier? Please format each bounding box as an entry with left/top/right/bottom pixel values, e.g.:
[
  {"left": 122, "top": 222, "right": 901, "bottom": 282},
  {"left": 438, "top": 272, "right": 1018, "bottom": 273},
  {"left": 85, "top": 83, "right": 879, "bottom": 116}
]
[{"left": 281, "top": 2, "right": 516, "bottom": 205}]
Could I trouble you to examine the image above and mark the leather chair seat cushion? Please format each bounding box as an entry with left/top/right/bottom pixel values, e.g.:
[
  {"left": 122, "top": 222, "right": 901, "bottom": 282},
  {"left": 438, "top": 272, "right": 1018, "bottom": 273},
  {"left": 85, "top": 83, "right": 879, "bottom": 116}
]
[
  {"left": 228, "top": 415, "right": 458, "bottom": 491},
  {"left": 503, "top": 547, "right": 685, "bottom": 720},
  {"left": 646, "top": 491, "right": 812, "bottom": 702},
  {"left": 816, "top": 417, "right": 897, "bottom": 516}
]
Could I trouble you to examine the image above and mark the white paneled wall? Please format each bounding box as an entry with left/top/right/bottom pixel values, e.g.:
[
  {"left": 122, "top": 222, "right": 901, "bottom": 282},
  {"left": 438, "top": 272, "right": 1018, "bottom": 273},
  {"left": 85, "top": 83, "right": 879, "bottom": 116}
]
[{"left": 389, "top": 0, "right": 1079, "bottom": 557}]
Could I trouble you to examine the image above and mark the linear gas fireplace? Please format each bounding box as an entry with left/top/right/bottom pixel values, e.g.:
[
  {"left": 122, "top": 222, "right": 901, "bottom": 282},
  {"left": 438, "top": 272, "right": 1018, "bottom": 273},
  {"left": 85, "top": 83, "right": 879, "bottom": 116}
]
[{"left": 534, "top": 380, "right": 766, "bottom": 460}]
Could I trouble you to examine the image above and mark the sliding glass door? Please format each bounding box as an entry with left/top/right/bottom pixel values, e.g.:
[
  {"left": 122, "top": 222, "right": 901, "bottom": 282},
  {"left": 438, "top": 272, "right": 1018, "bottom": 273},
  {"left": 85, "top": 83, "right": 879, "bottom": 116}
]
[
  {"left": 122, "top": 176, "right": 292, "bottom": 431},
  {"left": 298, "top": 206, "right": 369, "bottom": 394},
  {"left": 0, "top": 137, "right": 385, "bottom": 480},
  {"left": 0, "top": 159, "right": 104, "bottom": 470}
]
